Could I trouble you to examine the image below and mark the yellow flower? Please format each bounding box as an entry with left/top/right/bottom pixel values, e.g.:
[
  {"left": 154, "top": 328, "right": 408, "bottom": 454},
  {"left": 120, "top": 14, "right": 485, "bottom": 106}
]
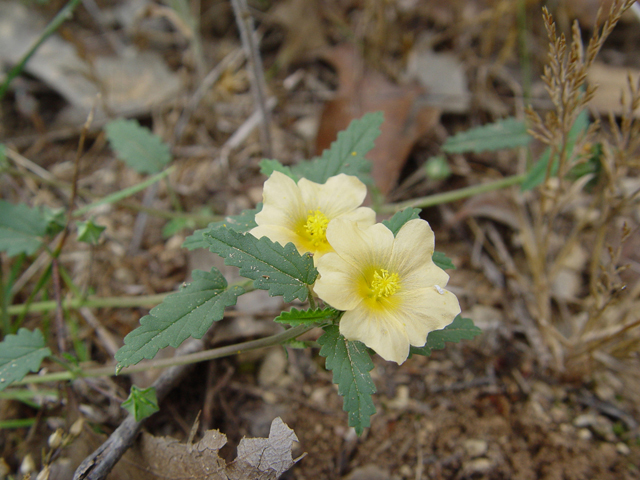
[
  {"left": 250, "top": 171, "right": 376, "bottom": 262},
  {"left": 314, "top": 218, "right": 461, "bottom": 364}
]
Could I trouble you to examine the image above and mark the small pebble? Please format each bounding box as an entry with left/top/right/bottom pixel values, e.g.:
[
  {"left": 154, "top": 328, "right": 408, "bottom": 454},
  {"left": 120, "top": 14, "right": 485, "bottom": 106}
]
[
  {"left": 616, "top": 442, "right": 631, "bottom": 456},
  {"left": 463, "top": 439, "right": 488, "bottom": 457}
]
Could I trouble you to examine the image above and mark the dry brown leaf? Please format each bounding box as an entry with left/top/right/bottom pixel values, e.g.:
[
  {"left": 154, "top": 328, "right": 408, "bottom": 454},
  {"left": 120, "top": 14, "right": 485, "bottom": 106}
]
[
  {"left": 119, "top": 417, "right": 300, "bottom": 480},
  {"left": 315, "top": 44, "right": 441, "bottom": 195},
  {"left": 268, "top": 0, "right": 328, "bottom": 69},
  {"left": 55, "top": 417, "right": 299, "bottom": 480},
  {"left": 587, "top": 62, "right": 640, "bottom": 118}
]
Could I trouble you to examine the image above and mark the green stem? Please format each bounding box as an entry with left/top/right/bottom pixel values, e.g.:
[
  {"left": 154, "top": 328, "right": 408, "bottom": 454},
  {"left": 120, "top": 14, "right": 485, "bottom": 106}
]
[
  {"left": 7, "top": 293, "right": 170, "bottom": 316},
  {"left": 0, "top": 0, "right": 83, "bottom": 100},
  {"left": 73, "top": 167, "right": 175, "bottom": 217},
  {"left": 379, "top": 173, "right": 527, "bottom": 213},
  {"left": 13, "top": 324, "right": 314, "bottom": 386}
]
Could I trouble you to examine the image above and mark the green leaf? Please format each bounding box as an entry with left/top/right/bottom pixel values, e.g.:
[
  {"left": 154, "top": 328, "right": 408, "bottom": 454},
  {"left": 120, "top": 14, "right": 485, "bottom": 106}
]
[
  {"left": 203, "top": 228, "right": 317, "bottom": 302},
  {"left": 105, "top": 119, "right": 172, "bottom": 174},
  {"left": 521, "top": 110, "right": 590, "bottom": 191},
  {"left": 115, "top": 268, "right": 244, "bottom": 370},
  {"left": 0, "top": 201, "right": 48, "bottom": 257},
  {"left": 182, "top": 204, "right": 262, "bottom": 251},
  {"left": 259, "top": 159, "right": 297, "bottom": 180},
  {"left": 442, "top": 117, "right": 531, "bottom": 154},
  {"left": 0, "top": 144, "right": 8, "bottom": 169},
  {"left": 76, "top": 219, "right": 106, "bottom": 245},
  {"left": 0, "top": 328, "right": 51, "bottom": 392},
  {"left": 42, "top": 207, "right": 65, "bottom": 236},
  {"left": 432, "top": 251, "right": 455, "bottom": 270},
  {"left": 410, "top": 316, "right": 481, "bottom": 357},
  {"left": 382, "top": 208, "right": 421, "bottom": 236},
  {"left": 291, "top": 112, "right": 383, "bottom": 184},
  {"left": 318, "top": 325, "right": 376, "bottom": 436},
  {"left": 275, "top": 307, "right": 339, "bottom": 327},
  {"left": 121, "top": 385, "right": 159, "bottom": 421}
]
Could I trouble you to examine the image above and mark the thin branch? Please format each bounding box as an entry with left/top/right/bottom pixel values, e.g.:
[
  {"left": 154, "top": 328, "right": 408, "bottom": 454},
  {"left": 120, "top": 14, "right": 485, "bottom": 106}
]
[
  {"left": 73, "top": 337, "right": 206, "bottom": 480},
  {"left": 229, "top": 0, "right": 272, "bottom": 156}
]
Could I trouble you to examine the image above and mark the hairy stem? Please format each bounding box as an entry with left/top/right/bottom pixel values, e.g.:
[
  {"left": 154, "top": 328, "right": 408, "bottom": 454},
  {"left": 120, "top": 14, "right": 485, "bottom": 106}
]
[{"left": 14, "top": 324, "right": 314, "bottom": 387}]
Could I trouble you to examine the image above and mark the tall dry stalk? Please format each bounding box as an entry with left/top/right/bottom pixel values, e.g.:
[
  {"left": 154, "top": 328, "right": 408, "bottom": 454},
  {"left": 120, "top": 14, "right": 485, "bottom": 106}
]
[{"left": 520, "top": 0, "right": 640, "bottom": 381}]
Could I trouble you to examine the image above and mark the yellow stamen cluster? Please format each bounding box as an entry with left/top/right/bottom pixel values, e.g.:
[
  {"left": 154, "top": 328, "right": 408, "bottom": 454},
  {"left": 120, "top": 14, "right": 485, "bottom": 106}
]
[
  {"left": 370, "top": 269, "right": 400, "bottom": 299},
  {"left": 304, "top": 210, "right": 329, "bottom": 247}
]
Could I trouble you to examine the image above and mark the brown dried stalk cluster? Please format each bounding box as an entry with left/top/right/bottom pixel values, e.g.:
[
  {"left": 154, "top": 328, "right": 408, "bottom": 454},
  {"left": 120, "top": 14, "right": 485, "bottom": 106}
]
[{"left": 521, "top": 0, "right": 640, "bottom": 388}]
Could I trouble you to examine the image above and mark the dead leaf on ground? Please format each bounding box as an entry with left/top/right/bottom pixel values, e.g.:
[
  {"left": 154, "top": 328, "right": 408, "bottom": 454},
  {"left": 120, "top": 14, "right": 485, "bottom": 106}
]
[
  {"left": 0, "top": 2, "right": 181, "bottom": 124},
  {"left": 268, "top": 0, "right": 328, "bottom": 70},
  {"left": 315, "top": 44, "right": 441, "bottom": 195},
  {"left": 587, "top": 62, "right": 640, "bottom": 118}
]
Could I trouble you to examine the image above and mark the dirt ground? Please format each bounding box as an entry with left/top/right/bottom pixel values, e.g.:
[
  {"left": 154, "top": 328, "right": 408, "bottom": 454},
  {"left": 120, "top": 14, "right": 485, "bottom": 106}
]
[{"left": 1, "top": 0, "right": 640, "bottom": 478}]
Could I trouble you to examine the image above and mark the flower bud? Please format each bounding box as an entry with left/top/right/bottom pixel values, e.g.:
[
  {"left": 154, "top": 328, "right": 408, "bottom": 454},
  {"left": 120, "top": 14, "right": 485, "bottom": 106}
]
[
  {"left": 48, "top": 429, "right": 64, "bottom": 449},
  {"left": 70, "top": 418, "right": 84, "bottom": 437}
]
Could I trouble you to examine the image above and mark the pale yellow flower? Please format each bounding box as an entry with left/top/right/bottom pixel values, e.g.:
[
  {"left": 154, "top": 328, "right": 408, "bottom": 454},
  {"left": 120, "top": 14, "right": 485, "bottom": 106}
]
[
  {"left": 250, "top": 171, "right": 376, "bottom": 262},
  {"left": 314, "top": 218, "right": 461, "bottom": 364}
]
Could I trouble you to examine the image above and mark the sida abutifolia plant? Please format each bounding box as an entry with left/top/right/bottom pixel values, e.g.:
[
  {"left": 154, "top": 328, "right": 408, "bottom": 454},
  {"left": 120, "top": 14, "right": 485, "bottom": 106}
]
[{"left": 0, "top": 112, "right": 481, "bottom": 436}]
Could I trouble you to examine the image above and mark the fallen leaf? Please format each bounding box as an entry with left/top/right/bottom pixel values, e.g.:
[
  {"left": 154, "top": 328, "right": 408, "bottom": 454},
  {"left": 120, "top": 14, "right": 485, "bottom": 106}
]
[
  {"left": 268, "top": 0, "right": 328, "bottom": 70},
  {"left": 316, "top": 44, "right": 441, "bottom": 195},
  {"left": 54, "top": 417, "right": 300, "bottom": 480},
  {"left": 0, "top": 2, "right": 181, "bottom": 124}
]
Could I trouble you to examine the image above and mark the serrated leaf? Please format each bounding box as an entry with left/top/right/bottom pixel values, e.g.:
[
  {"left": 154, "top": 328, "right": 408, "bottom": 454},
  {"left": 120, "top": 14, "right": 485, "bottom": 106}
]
[
  {"left": 432, "top": 251, "right": 455, "bottom": 270},
  {"left": 105, "top": 119, "right": 172, "bottom": 174},
  {"left": 521, "top": 110, "right": 590, "bottom": 191},
  {"left": 443, "top": 117, "right": 531, "bottom": 154},
  {"left": 410, "top": 316, "right": 481, "bottom": 357},
  {"left": 76, "top": 218, "right": 106, "bottom": 245},
  {"left": 0, "top": 200, "right": 48, "bottom": 257},
  {"left": 0, "top": 328, "right": 51, "bottom": 392},
  {"left": 382, "top": 208, "right": 421, "bottom": 236},
  {"left": 291, "top": 112, "right": 383, "bottom": 184},
  {"left": 115, "top": 268, "right": 244, "bottom": 369},
  {"left": 318, "top": 325, "right": 376, "bottom": 436},
  {"left": 275, "top": 307, "right": 339, "bottom": 326},
  {"left": 259, "top": 159, "right": 297, "bottom": 180},
  {"left": 122, "top": 385, "right": 159, "bottom": 421},
  {"left": 182, "top": 204, "right": 262, "bottom": 251},
  {"left": 203, "top": 228, "right": 317, "bottom": 302}
]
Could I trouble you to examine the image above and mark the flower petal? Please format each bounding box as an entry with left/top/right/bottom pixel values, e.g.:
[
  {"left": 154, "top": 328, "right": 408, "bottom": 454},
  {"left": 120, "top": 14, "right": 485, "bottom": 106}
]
[
  {"left": 396, "top": 286, "right": 461, "bottom": 347},
  {"left": 300, "top": 174, "right": 368, "bottom": 218},
  {"left": 339, "top": 307, "right": 411, "bottom": 364},
  {"left": 249, "top": 224, "right": 301, "bottom": 252},
  {"left": 391, "top": 219, "right": 450, "bottom": 286},
  {"left": 254, "top": 171, "right": 306, "bottom": 230},
  {"left": 314, "top": 253, "right": 362, "bottom": 311},
  {"left": 325, "top": 219, "right": 394, "bottom": 269}
]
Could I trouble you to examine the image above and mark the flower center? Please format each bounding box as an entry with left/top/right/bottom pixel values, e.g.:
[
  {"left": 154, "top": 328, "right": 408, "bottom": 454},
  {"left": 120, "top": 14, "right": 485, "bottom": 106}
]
[
  {"left": 304, "top": 210, "right": 329, "bottom": 247},
  {"left": 370, "top": 269, "right": 400, "bottom": 299}
]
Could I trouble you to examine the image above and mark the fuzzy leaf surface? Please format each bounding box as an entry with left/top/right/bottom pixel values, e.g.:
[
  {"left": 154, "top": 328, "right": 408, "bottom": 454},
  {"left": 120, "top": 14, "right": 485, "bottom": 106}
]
[
  {"left": 182, "top": 204, "right": 262, "bottom": 251},
  {"left": 122, "top": 385, "right": 159, "bottom": 421},
  {"left": 115, "top": 268, "right": 244, "bottom": 369},
  {"left": 443, "top": 117, "right": 531, "bottom": 154},
  {"left": 410, "top": 316, "right": 481, "bottom": 357},
  {"left": 203, "top": 228, "right": 317, "bottom": 302},
  {"left": 105, "top": 119, "right": 172, "bottom": 174},
  {"left": 382, "top": 207, "right": 421, "bottom": 236},
  {"left": 275, "top": 307, "right": 339, "bottom": 326},
  {"left": 291, "top": 112, "right": 383, "bottom": 184},
  {"left": 432, "top": 251, "right": 455, "bottom": 270},
  {"left": 0, "top": 201, "right": 47, "bottom": 257},
  {"left": 318, "top": 325, "right": 376, "bottom": 435},
  {"left": 0, "top": 329, "right": 51, "bottom": 391},
  {"left": 259, "top": 159, "right": 297, "bottom": 180}
]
